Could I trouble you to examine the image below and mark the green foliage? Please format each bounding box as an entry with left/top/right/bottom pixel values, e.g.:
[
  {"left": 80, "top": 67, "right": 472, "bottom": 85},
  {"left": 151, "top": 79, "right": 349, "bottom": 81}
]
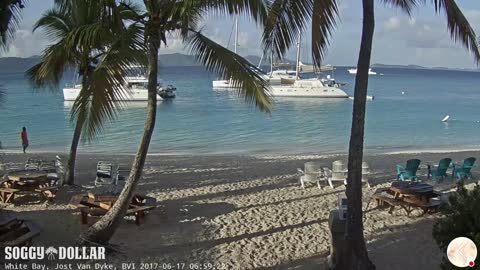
[
  {"left": 26, "top": 0, "right": 146, "bottom": 142},
  {"left": 0, "top": 0, "right": 25, "bottom": 49},
  {"left": 432, "top": 183, "right": 480, "bottom": 269}
]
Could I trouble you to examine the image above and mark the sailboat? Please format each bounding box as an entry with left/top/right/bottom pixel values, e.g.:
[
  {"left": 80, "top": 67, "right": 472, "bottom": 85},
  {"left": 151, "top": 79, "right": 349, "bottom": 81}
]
[
  {"left": 212, "top": 16, "right": 240, "bottom": 89},
  {"left": 269, "top": 34, "right": 349, "bottom": 98}
]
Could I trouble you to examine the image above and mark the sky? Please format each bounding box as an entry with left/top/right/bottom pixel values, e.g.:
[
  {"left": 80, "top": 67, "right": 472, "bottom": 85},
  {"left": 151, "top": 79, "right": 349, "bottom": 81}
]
[{"left": 1, "top": 0, "right": 480, "bottom": 69}]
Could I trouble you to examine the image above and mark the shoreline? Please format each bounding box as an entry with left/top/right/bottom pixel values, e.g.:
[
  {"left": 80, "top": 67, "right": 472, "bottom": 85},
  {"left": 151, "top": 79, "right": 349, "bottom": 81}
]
[{"left": 2, "top": 144, "right": 480, "bottom": 157}]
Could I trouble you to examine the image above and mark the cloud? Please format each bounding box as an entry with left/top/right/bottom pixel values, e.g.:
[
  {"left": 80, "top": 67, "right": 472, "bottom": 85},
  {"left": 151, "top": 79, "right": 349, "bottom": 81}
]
[
  {"left": 385, "top": 16, "right": 401, "bottom": 31},
  {"left": 0, "top": 29, "right": 49, "bottom": 57}
]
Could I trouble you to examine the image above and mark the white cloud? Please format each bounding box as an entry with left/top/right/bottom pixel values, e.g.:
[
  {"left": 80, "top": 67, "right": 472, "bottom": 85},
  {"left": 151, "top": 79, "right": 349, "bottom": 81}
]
[
  {"left": 385, "top": 16, "right": 401, "bottom": 31},
  {"left": 0, "top": 29, "right": 49, "bottom": 57}
]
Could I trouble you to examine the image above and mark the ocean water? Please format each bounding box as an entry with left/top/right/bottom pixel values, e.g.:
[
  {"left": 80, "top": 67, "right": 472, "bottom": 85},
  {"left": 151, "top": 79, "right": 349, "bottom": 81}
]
[{"left": 1, "top": 66, "right": 480, "bottom": 155}]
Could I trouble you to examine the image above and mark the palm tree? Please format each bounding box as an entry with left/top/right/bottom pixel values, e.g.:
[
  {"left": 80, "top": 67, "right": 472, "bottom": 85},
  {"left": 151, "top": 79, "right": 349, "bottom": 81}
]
[
  {"left": 263, "top": 0, "right": 479, "bottom": 269},
  {"left": 80, "top": 0, "right": 271, "bottom": 244},
  {"left": 27, "top": 0, "right": 145, "bottom": 185}
]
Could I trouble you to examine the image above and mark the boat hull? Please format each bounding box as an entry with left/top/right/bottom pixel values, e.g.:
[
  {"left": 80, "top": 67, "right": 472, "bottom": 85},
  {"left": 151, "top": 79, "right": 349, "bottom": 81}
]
[
  {"left": 63, "top": 87, "right": 162, "bottom": 101},
  {"left": 212, "top": 80, "right": 237, "bottom": 89},
  {"left": 270, "top": 85, "right": 348, "bottom": 98}
]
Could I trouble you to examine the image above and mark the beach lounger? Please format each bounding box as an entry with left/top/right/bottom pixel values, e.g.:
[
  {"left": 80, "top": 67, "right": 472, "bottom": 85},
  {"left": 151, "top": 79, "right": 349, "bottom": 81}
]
[
  {"left": 297, "top": 162, "right": 324, "bottom": 189},
  {"left": 455, "top": 157, "right": 476, "bottom": 181},
  {"left": 0, "top": 219, "right": 41, "bottom": 247},
  {"left": 24, "top": 158, "right": 41, "bottom": 171},
  {"left": 94, "top": 161, "right": 115, "bottom": 187},
  {"left": 116, "top": 164, "right": 130, "bottom": 184},
  {"left": 396, "top": 159, "right": 421, "bottom": 181},
  {"left": 428, "top": 158, "right": 452, "bottom": 182},
  {"left": 47, "top": 156, "right": 65, "bottom": 185}
]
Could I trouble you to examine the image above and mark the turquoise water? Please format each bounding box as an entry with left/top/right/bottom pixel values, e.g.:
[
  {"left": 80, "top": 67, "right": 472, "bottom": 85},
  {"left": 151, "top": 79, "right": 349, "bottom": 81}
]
[{"left": 1, "top": 66, "right": 480, "bottom": 155}]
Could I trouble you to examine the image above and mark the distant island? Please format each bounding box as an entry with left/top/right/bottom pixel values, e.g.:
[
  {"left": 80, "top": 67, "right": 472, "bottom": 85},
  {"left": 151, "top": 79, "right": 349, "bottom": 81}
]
[
  {"left": 0, "top": 54, "right": 478, "bottom": 72},
  {"left": 371, "top": 63, "right": 479, "bottom": 72}
]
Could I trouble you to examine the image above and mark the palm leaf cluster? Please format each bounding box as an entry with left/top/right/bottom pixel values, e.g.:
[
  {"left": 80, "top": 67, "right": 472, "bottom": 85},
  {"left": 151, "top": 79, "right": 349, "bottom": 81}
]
[
  {"left": 27, "top": 0, "right": 146, "bottom": 141},
  {"left": 0, "top": 0, "right": 25, "bottom": 50},
  {"left": 262, "top": 0, "right": 480, "bottom": 68}
]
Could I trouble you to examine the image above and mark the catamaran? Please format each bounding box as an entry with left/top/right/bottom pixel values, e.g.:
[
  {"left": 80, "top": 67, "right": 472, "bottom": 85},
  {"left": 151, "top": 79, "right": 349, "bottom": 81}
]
[
  {"left": 63, "top": 67, "right": 176, "bottom": 101},
  {"left": 347, "top": 68, "right": 377, "bottom": 75},
  {"left": 268, "top": 33, "right": 348, "bottom": 98}
]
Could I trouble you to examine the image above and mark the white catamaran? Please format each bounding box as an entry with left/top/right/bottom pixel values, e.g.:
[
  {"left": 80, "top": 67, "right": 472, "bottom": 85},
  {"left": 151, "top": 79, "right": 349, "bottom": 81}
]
[
  {"left": 63, "top": 67, "right": 176, "bottom": 101},
  {"left": 347, "top": 68, "right": 377, "bottom": 75},
  {"left": 268, "top": 34, "right": 348, "bottom": 98}
]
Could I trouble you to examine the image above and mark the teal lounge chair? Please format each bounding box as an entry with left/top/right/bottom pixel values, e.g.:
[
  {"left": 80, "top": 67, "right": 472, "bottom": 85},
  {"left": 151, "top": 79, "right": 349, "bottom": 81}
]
[
  {"left": 455, "top": 157, "right": 476, "bottom": 181},
  {"left": 397, "top": 159, "right": 421, "bottom": 181},
  {"left": 428, "top": 158, "right": 452, "bottom": 181}
]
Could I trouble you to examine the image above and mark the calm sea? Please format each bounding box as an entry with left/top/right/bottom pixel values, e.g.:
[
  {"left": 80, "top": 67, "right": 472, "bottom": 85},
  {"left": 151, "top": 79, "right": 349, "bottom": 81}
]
[{"left": 1, "top": 66, "right": 479, "bottom": 155}]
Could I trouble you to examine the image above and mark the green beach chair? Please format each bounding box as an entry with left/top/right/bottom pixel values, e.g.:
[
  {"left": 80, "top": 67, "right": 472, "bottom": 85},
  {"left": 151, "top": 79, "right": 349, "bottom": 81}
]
[
  {"left": 455, "top": 157, "right": 476, "bottom": 181},
  {"left": 428, "top": 158, "right": 452, "bottom": 181},
  {"left": 396, "top": 159, "right": 421, "bottom": 181}
]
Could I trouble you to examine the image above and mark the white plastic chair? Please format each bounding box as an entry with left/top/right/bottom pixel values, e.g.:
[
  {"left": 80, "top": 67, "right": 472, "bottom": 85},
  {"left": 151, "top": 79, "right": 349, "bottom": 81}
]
[
  {"left": 326, "top": 160, "right": 347, "bottom": 188},
  {"left": 297, "top": 162, "right": 324, "bottom": 189},
  {"left": 362, "top": 161, "right": 371, "bottom": 188}
]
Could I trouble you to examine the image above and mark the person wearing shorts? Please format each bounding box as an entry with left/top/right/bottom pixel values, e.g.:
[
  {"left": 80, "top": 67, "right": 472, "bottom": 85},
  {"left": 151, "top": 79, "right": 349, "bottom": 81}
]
[{"left": 21, "top": 127, "right": 29, "bottom": 153}]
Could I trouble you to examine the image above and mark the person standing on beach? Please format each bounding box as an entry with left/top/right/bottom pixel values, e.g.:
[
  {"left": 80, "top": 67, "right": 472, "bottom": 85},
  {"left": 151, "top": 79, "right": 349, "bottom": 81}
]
[{"left": 21, "top": 127, "right": 29, "bottom": 153}]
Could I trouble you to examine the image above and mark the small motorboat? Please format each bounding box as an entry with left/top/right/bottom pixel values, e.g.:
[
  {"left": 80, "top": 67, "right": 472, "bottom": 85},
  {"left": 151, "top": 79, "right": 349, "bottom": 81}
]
[{"left": 158, "top": 85, "right": 176, "bottom": 99}]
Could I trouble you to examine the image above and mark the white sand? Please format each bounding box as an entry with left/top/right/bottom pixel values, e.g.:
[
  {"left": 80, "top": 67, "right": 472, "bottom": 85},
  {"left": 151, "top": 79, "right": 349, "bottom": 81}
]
[{"left": 1, "top": 152, "right": 476, "bottom": 269}]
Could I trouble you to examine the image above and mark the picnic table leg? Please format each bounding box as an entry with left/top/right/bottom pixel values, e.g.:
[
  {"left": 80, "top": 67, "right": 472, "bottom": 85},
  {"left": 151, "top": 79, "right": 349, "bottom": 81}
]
[
  {"left": 80, "top": 209, "right": 88, "bottom": 224},
  {"left": 135, "top": 211, "right": 145, "bottom": 226}
]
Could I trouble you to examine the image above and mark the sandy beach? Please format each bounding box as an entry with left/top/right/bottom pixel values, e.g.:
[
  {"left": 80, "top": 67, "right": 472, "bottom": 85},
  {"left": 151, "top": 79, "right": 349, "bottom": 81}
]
[{"left": 1, "top": 150, "right": 478, "bottom": 269}]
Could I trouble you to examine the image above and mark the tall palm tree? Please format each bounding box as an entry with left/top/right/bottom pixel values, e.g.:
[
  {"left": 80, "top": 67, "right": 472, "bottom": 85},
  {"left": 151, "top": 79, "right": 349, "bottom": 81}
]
[
  {"left": 27, "top": 0, "right": 145, "bottom": 185},
  {"left": 80, "top": 0, "right": 271, "bottom": 244},
  {"left": 263, "top": 0, "right": 479, "bottom": 269}
]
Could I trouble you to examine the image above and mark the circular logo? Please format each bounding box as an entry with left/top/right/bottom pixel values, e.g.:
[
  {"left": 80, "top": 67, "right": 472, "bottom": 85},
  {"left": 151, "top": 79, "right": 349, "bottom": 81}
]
[{"left": 447, "top": 237, "right": 477, "bottom": 267}]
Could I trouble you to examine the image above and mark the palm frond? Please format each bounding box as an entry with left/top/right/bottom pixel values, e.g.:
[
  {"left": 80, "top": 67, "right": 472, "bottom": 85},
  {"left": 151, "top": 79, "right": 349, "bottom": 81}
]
[
  {"left": 26, "top": 41, "right": 75, "bottom": 89},
  {"left": 72, "top": 23, "right": 147, "bottom": 142},
  {"left": 262, "top": 0, "right": 313, "bottom": 59},
  {"left": 0, "top": 0, "right": 25, "bottom": 50},
  {"left": 311, "top": 0, "right": 338, "bottom": 67},
  {"left": 381, "top": 0, "right": 419, "bottom": 16},
  {"left": 186, "top": 29, "right": 271, "bottom": 112},
  {"left": 179, "top": 0, "right": 268, "bottom": 25},
  {"left": 33, "top": 6, "right": 72, "bottom": 41},
  {"left": 430, "top": 0, "right": 480, "bottom": 64}
]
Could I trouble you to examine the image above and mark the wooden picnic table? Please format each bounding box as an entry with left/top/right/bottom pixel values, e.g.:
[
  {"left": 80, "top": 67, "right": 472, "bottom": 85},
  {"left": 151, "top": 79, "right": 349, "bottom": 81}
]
[
  {"left": 0, "top": 170, "right": 58, "bottom": 203},
  {"left": 373, "top": 181, "right": 441, "bottom": 216},
  {"left": 69, "top": 193, "right": 156, "bottom": 225},
  {"left": 6, "top": 170, "right": 47, "bottom": 183}
]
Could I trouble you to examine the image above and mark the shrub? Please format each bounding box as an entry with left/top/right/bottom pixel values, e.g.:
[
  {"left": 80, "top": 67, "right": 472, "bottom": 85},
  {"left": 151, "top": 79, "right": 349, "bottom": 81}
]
[{"left": 432, "top": 183, "right": 480, "bottom": 269}]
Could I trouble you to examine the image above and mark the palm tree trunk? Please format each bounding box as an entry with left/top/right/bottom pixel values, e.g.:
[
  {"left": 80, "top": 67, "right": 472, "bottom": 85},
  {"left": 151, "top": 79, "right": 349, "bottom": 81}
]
[
  {"left": 79, "top": 33, "right": 159, "bottom": 245},
  {"left": 63, "top": 118, "right": 84, "bottom": 185},
  {"left": 64, "top": 72, "right": 90, "bottom": 186},
  {"left": 336, "top": 0, "right": 375, "bottom": 269}
]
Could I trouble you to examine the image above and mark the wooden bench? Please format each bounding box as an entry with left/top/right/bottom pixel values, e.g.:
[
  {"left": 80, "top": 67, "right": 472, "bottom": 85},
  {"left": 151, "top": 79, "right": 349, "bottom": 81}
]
[
  {"left": 126, "top": 205, "right": 155, "bottom": 225},
  {"left": 79, "top": 207, "right": 108, "bottom": 224},
  {"left": 0, "top": 188, "right": 19, "bottom": 203},
  {"left": 373, "top": 188, "right": 441, "bottom": 216},
  {"left": 35, "top": 185, "right": 60, "bottom": 201},
  {"left": 1, "top": 221, "right": 41, "bottom": 246}
]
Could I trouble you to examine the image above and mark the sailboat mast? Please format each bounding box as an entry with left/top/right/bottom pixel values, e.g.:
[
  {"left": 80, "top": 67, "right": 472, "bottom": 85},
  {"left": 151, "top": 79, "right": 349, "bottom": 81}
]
[
  {"left": 295, "top": 32, "right": 301, "bottom": 79},
  {"left": 234, "top": 15, "right": 238, "bottom": 54}
]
